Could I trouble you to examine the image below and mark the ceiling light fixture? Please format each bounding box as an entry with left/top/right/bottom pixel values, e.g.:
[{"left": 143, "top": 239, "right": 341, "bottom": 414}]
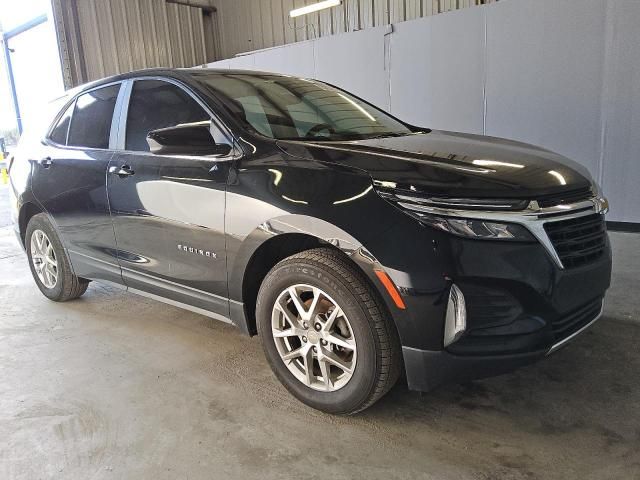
[{"left": 289, "top": 0, "right": 341, "bottom": 18}]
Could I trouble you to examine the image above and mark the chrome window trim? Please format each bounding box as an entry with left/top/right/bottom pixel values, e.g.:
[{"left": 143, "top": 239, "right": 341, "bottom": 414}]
[
  {"left": 546, "top": 300, "right": 604, "bottom": 355},
  {"left": 391, "top": 195, "right": 609, "bottom": 269}
]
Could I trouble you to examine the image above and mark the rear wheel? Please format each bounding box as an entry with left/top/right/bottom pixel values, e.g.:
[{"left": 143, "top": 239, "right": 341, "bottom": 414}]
[
  {"left": 257, "top": 248, "right": 401, "bottom": 414},
  {"left": 26, "top": 213, "right": 89, "bottom": 301}
]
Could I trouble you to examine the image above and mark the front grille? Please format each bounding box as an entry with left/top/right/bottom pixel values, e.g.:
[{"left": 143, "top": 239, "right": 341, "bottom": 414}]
[
  {"left": 552, "top": 298, "right": 602, "bottom": 340},
  {"left": 538, "top": 187, "right": 593, "bottom": 208},
  {"left": 544, "top": 213, "right": 607, "bottom": 268}
]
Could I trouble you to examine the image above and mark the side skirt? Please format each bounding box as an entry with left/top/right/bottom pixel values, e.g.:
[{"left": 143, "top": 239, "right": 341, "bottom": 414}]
[{"left": 128, "top": 287, "right": 233, "bottom": 324}]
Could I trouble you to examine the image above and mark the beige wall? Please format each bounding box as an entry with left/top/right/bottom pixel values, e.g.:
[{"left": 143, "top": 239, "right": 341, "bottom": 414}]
[{"left": 52, "top": 0, "right": 222, "bottom": 88}]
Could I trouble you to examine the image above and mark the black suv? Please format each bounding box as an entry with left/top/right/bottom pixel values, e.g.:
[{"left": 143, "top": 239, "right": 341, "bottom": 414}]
[{"left": 9, "top": 69, "right": 611, "bottom": 414}]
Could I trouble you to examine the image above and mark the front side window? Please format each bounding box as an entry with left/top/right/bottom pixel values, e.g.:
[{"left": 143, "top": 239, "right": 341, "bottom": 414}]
[
  {"left": 125, "top": 80, "right": 211, "bottom": 152},
  {"left": 192, "top": 73, "right": 414, "bottom": 141},
  {"left": 49, "top": 101, "right": 75, "bottom": 145},
  {"left": 67, "top": 84, "right": 120, "bottom": 149}
]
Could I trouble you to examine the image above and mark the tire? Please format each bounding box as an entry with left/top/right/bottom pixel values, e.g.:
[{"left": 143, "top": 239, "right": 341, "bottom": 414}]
[
  {"left": 256, "top": 248, "right": 402, "bottom": 414},
  {"left": 25, "top": 213, "right": 89, "bottom": 302}
]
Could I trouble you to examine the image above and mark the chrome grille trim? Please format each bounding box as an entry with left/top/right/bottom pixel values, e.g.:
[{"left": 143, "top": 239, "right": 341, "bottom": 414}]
[
  {"left": 546, "top": 300, "right": 604, "bottom": 355},
  {"left": 384, "top": 193, "right": 609, "bottom": 270}
]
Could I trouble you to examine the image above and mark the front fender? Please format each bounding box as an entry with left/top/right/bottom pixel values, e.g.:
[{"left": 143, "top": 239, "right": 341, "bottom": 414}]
[
  {"left": 225, "top": 211, "right": 414, "bottom": 341},
  {"left": 228, "top": 213, "right": 372, "bottom": 299},
  {"left": 224, "top": 151, "right": 448, "bottom": 350}
]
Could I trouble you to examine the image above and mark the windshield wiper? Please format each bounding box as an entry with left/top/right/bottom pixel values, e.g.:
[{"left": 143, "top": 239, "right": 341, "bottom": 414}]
[{"left": 360, "top": 132, "right": 412, "bottom": 140}]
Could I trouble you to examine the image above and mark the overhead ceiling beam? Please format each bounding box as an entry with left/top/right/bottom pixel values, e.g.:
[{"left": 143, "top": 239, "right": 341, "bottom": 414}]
[{"left": 165, "top": 0, "right": 217, "bottom": 13}]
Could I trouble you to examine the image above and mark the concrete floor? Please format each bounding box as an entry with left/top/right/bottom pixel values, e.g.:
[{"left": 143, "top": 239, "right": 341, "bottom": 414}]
[
  {"left": 0, "top": 182, "right": 10, "bottom": 228},
  {"left": 1, "top": 186, "right": 639, "bottom": 479}
]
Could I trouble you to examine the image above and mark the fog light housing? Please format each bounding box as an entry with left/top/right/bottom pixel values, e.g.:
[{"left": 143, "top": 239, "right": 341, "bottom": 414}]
[{"left": 444, "top": 284, "right": 466, "bottom": 347}]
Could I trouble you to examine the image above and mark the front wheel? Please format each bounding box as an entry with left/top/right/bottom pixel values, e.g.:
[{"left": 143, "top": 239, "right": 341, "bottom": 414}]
[
  {"left": 256, "top": 248, "right": 401, "bottom": 414},
  {"left": 25, "top": 213, "right": 89, "bottom": 302}
]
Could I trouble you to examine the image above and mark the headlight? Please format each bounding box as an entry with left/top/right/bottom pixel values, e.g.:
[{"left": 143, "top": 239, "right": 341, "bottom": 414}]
[
  {"left": 375, "top": 188, "right": 535, "bottom": 241},
  {"left": 413, "top": 213, "right": 535, "bottom": 241}
]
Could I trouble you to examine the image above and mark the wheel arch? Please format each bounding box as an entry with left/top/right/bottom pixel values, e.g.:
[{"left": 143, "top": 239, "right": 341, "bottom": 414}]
[
  {"left": 229, "top": 214, "right": 400, "bottom": 337},
  {"left": 18, "top": 202, "right": 45, "bottom": 247}
]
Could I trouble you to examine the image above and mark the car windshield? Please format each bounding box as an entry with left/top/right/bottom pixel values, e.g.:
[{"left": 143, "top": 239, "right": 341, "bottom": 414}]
[{"left": 192, "top": 72, "right": 414, "bottom": 141}]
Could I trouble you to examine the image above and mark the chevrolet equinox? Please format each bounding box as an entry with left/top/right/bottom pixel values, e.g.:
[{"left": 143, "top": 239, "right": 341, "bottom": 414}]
[{"left": 9, "top": 69, "right": 612, "bottom": 414}]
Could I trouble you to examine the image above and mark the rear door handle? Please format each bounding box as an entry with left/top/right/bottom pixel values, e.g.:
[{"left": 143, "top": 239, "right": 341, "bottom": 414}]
[
  {"left": 109, "top": 165, "right": 135, "bottom": 177},
  {"left": 38, "top": 157, "right": 52, "bottom": 168}
]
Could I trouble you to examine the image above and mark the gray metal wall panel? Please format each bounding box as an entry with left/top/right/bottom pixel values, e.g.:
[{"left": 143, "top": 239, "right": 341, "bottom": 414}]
[{"left": 56, "top": 0, "right": 215, "bottom": 86}]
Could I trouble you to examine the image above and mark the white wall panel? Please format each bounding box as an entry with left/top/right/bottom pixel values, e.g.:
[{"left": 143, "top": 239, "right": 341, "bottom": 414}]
[
  {"left": 388, "top": 17, "right": 433, "bottom": 126},
  {"left": 390, "top": 8, "right": 484, "bottom": 133},
  {"left": 430, "top": 7, "right": 484, "bottom": 134},
  {"left": 253, "top": 42, "right": 316, "bottom": 78},
  {"left": 313, "top": 27, "right": 390, "bottom": 109},
  {"left": 485, "top": 0, "right": 607, "bottom": 178},
  {"left": 226, "top": 54, "right": 256, "bottom": 70},
  {"left": 600, "top": 1, "right": 640, "bottom": 224}
]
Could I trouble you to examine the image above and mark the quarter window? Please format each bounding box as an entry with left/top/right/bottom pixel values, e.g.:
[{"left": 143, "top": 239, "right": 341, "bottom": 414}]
[
  {"left": 49, "top": 101, "right": 75, "bottom": 145},
  {"left": 125, "top": 80, "right": 211, "bottom": 152},
  {"left": 67, "top": 84, "right": 120, "bottom": 149}
]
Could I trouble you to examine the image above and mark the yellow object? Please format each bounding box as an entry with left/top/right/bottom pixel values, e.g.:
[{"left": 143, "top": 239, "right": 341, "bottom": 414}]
[{"left": 1, "top": 168, "right": 8, "bottom": 185}]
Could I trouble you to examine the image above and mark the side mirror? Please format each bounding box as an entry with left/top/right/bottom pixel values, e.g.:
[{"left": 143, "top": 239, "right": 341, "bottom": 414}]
[{"left": 146, "top": 121, "right": 232, "bottom": 157}]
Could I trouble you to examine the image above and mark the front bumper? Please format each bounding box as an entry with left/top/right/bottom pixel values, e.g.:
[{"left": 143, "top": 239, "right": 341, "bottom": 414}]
[
  {"left": 362, "top": 190, "right": 612, "bottom": 391},
  {"left": 389, "top": 218, "right": 611, "bottom": 392},
  {"left": 403, "top": 294, "right": 606, "bottom": 392}
]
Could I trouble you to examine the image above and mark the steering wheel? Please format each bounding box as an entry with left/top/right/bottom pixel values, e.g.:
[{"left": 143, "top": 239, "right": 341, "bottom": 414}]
[{"left": 305, "top": 123, "right": 336, "bottom": 138}]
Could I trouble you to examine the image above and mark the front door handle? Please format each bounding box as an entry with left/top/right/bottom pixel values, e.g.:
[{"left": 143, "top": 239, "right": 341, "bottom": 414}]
[
  {"left": 39, "top": 157, "right": 52, "bottom": 168},
  {"left": 109, "top": 165, "right": 135, "bottom": 177}
]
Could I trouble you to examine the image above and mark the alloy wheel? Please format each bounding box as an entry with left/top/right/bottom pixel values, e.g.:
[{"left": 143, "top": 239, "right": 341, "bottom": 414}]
[
  {"left": 30, "top": 229, "right": 58, "bottom": 289},
  {"left": 271, "top": 284, "right": 357, "bottom": 392}
]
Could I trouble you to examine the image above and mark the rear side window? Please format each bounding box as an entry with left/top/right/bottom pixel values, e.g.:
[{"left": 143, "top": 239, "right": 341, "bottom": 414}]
[
  {"left": 49, "top": 101, "right": 75, "bottom": 145},
  {"left": 125, "top": 80, "right": 209, "bottom": 152},
  {"left": 68, "top": 84, "right": 120, "bottom": 149}
]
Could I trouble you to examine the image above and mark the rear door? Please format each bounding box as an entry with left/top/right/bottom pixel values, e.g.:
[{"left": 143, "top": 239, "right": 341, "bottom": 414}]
[
  {"left": 107, "top": 78, "right": 235, "bottom": 317},
  {"left": 31, "top": 82, "right": 124, "bottom": 285}
]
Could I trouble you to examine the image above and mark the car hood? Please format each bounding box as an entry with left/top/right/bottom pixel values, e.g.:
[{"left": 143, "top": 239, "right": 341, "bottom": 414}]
[{"left": 276, "top": 130, "right": 593, "bottom": 199}]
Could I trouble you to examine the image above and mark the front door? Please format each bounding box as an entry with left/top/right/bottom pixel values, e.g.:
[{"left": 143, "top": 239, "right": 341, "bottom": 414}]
[
  {"left": 107, "top": 78, "right": 234, "bottom": 317},
  {"left": 32, "top": 83, "right": 123, "bottom": 285}
]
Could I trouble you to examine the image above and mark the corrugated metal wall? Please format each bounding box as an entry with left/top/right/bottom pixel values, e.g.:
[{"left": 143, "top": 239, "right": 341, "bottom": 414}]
[
  {"left": 213, "top": 0, "right": 498, "bottom": 59},
  {"left": 52, "top": 0, "right": 497, "bottom": 88},
  {"left": 52, "top": 0, "right": 221, "bottom": 88}
]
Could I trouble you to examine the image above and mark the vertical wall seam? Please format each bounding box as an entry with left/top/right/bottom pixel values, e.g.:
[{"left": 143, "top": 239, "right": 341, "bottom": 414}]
[
  {"left": 385, "top": 25, "right": 393, "bottom": 112},
  {"left": 481, "top": 3, "right": 487, "bottom": 135},
  {"left": 312, "top": 34, "right": 317, "bottom": 78},
  {"left": 597, "top": 0, "right": 614, "bottom": 188}
]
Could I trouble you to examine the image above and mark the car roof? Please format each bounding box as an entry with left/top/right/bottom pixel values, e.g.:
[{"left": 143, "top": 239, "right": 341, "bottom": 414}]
[{"left": 70, "top": 67, "right": 293, "bottom": 96}]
